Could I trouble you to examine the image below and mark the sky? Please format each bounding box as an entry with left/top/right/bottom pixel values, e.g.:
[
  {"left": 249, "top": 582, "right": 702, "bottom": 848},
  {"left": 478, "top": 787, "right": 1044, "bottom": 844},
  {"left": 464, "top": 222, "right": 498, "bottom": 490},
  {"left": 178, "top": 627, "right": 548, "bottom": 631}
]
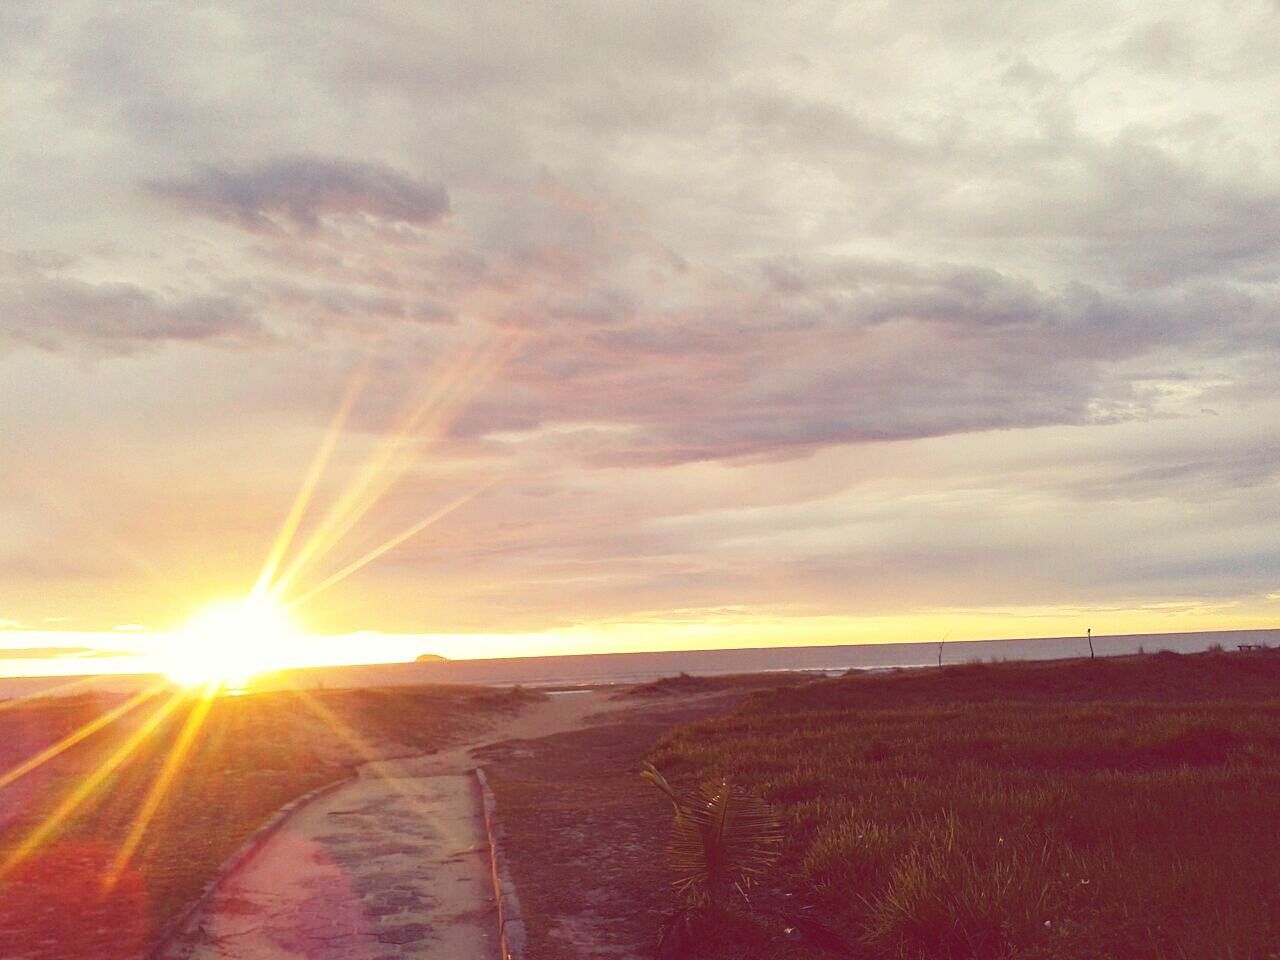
[{"left": 1, "top": 1, "right": 1279, "bottom": 674}]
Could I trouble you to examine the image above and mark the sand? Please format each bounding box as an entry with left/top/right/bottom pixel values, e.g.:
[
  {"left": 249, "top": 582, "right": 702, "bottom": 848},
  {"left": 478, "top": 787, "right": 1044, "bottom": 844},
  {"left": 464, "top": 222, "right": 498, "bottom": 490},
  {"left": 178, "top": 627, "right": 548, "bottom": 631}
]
[{"left": 161, "top": 690, "right": 625, "bottom": 960}]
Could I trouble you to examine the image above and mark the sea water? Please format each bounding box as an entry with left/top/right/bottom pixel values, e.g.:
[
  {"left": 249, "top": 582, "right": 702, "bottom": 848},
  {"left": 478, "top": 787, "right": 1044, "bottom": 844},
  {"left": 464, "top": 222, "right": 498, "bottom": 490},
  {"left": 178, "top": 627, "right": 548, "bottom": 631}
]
[{"left": 1, "top": 627, "right": 1276, "bottom": 700}]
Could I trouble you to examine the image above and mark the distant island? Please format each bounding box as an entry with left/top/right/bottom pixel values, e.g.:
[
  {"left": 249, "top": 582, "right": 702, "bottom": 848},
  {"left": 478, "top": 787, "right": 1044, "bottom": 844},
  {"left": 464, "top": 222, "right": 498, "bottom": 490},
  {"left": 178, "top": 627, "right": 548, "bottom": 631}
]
[{"left": 414, "top": 653, "right": 448, "bottom": 662}]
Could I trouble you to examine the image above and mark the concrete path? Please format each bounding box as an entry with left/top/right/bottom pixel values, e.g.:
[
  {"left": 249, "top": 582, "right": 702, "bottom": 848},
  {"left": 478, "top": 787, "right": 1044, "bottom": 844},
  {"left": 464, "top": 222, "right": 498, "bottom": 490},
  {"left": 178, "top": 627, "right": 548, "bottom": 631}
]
[{"left": 162, "top": 691, "right": 622, "bottom": 960}]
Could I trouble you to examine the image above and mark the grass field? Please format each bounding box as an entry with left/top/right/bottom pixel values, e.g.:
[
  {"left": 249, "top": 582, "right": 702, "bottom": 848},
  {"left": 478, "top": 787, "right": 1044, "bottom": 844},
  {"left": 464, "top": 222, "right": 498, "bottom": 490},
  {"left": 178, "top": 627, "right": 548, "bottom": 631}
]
[
  {"left": 0, "top": 683, "right": 536, "bottom": 960},
  {"left": 647, "top": 651, "right": 1280, "bottom": 959}
]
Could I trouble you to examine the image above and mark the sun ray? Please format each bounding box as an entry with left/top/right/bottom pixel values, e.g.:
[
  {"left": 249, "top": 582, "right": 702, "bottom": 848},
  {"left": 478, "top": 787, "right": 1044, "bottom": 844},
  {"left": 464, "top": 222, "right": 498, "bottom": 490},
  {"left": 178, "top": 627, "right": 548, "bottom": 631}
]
[
  {"left": 267, "top": 346, "right": 481, "bottom": 596},
  {"left": 0, "top": 684, "right": 166, "bottom": 793},
  {"left": 286, "top": 486, "right": 489, "bottom": 611},
  {"left": 290, "top": 337, "right": 515, "bottom": 574},
  {"left": 267, "top": 445, "right": 418, "bottom": 599},
  {"left": 0, "top": 691, "right": 186, "bottom": 880},
  {"left": 268, "top": 332, "right": 515, "bottom": 599},
  {"left": 252, "top": 370, "right": 367, "bottom": 599},
  {"left": 103, "top": 687, "right": 217, "bottom": 888},
  {"left": 287, "top": 689, "right": 438, "bottom": 816}
]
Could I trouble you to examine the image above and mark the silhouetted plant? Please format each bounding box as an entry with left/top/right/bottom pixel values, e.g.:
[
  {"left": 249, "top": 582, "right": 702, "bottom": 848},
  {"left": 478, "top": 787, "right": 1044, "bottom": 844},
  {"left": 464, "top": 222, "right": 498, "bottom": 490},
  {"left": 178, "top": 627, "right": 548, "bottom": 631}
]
[
  {"left": 642, "top": 762, "right": 783, "bottom": 906},
  {"left": 642, "top": 764, "right": 854, "bottom": 957},
  {"left": 642, "top": 762, "right": 785, "bottom": 956}
]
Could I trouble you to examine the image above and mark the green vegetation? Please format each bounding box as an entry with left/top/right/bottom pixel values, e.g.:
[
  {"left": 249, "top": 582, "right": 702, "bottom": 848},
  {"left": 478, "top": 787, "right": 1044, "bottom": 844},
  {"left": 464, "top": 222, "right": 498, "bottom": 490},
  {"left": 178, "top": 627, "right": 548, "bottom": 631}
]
[
  {"left": 0, "top": 683, "right": 537, "bottom": 960},
  {"left": 647, "top": 652, "right": 1280, "bottom": 959}
]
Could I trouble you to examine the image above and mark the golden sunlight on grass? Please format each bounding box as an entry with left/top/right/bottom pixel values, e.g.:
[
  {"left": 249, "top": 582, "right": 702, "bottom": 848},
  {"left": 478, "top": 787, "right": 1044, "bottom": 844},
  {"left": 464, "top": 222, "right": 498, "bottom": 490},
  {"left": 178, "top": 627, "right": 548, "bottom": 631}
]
[
  {"left": 159, "top": 596, "right": 304, "bottom": 688},
  {"left": 0, "top": 685, "right": 538, "bottom": 959}
]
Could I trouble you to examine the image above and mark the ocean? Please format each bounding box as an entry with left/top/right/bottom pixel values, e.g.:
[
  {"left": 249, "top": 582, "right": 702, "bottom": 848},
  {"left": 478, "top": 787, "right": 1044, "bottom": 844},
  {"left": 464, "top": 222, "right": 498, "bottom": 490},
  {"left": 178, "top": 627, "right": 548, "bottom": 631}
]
[{"left": 1, "top": 627, "right": 1276, "bottom": 700}]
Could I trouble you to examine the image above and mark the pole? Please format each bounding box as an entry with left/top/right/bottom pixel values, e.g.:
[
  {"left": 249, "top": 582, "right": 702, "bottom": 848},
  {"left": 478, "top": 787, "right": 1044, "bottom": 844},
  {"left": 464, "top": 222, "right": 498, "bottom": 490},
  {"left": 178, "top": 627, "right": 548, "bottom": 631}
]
[{"left": 1087, "top": 627, "right": 1094, "bottom": 659}]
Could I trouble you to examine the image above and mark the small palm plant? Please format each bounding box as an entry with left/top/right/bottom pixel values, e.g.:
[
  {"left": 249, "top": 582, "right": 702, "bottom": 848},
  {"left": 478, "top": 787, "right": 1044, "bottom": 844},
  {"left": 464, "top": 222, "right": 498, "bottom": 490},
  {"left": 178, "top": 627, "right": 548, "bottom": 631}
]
[{"left": 641, "top": 762, "right": 785, "bottom": 956}]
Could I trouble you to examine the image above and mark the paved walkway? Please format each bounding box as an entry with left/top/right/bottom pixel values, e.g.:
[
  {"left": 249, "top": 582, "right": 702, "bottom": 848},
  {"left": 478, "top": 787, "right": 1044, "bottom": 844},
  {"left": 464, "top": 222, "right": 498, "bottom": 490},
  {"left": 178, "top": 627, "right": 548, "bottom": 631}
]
[{"left": 162, "top": 691, "right": 620, "bottom": 960}]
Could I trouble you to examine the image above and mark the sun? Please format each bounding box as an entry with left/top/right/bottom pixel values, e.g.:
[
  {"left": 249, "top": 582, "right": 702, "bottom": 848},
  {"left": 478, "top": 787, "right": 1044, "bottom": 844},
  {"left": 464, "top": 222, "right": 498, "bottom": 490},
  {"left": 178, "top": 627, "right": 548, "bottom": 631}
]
[{"left": 161, "top": 596, "right": 304, "bottom": 688}]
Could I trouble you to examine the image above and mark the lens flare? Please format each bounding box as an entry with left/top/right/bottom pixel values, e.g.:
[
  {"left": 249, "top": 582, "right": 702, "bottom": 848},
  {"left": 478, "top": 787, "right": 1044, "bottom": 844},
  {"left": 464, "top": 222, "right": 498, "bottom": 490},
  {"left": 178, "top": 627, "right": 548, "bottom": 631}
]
[{"left": 160, "top": 596, "right": 303, "bottom": 688}]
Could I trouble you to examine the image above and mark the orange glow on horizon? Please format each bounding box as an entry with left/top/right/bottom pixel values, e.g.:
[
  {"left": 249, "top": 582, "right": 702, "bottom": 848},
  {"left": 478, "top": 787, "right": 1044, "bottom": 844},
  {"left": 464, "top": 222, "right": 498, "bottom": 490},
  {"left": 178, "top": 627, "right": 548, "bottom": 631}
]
[{"left": 2, "top": 603, "right": 1276, "bottom": 682}]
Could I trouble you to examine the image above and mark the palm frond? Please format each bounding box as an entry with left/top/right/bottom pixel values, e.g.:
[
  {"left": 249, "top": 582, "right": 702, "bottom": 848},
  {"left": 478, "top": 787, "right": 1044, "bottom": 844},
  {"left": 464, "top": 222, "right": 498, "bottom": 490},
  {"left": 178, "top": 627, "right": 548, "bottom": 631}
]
[
  {"left": 641, "top": 761, "right": 682, "bottom": 811},
  {"left": 643, "top": 765, "right": 784, "bottom": 905}
]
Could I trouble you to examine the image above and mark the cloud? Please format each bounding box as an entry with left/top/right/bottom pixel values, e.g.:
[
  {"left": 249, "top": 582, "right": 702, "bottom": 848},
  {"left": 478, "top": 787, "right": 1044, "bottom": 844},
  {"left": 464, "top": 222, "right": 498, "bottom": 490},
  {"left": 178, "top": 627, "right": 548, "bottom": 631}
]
[
  {"left": 148, "top": 156, "right": 450, "bottom": 232},
  {"left": 0, "top": 275, "right": 262, "bottom": 352},
  {"left": 443, "top": 251, "right": 1277, "bottom": 466}
]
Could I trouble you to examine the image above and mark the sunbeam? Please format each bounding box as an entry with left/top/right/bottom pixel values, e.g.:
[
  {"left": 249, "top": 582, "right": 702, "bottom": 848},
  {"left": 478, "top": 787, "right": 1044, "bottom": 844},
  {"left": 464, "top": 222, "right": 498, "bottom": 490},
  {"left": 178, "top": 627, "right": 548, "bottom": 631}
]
[
  {"left": 288, "top": 689, "right": 437, "bottom": 816},
  {"left": 0, "top": 684, "right": 166, "bottom": 793},
  {"left": 251, "top": 370, "right": 368, "bottom": 599},
  {"left": 267, "top": 332, "right": 515, "bottom": 600},
  {"left": 103, "top": 688, "right": 217, "bottom": 888},
  {"left": 287, "top": 486, "right": 489, "bottom": 611},
  {"left": 0, "top": 692, "right": 186, "bottom": 880},
  {"left": 266, "top": 348, "right": 480, "bottom": 598}
]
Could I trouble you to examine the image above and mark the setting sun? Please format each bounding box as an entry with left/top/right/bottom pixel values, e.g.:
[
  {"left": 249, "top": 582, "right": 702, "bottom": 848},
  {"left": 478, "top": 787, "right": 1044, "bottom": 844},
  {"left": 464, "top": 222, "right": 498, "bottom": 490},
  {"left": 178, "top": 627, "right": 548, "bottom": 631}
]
[{"left": 161, "top": 597, "right": 304, "bottom": 688}]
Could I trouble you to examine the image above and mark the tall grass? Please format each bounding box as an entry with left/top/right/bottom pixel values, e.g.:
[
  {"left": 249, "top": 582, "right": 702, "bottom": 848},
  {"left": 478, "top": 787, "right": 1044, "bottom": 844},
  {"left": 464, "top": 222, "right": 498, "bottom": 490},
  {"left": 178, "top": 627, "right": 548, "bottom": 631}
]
[{"left": 647, "top": 654, "right": 1280, "bottom": 959}]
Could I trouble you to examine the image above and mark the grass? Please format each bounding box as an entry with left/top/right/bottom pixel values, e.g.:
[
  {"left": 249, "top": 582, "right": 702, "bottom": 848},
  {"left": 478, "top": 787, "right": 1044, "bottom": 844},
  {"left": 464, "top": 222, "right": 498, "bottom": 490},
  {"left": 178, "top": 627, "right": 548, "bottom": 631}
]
[
  {"left": 0, "top": 683, "right": 538, "bottom": 960},
  {"left": 475, "top": 693, "right": 756, "bottom": 959},
  {"left": 647, "top": 650, "right": 1280, "bottom": 959},
  {"left": 616, "top": 671, "right": 817, "bottom": 699}
]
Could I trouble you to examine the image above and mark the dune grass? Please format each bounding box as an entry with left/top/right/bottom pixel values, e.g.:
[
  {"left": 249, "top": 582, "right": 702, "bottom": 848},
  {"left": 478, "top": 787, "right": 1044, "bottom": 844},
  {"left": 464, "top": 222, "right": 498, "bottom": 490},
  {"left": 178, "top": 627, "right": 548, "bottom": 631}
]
[
  {"left": 616, "top": 671, "right": 817, "bottom": 699},
  {"left": 0, "top": 683, "right": 537, "bottom": 960},
  {"left": 647, "top": 652, "right": 1280, "bottom": 959}
]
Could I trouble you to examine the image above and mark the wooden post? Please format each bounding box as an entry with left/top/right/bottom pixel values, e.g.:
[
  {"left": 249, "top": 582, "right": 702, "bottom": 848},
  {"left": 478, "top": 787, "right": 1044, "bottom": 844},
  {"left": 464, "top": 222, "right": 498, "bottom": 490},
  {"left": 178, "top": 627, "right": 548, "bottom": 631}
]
[
  {"left": 937, "top": 641, "right": 944, "bottom": 668},
  {"left": 1087, "top": 627, "right": 1094, "bottom": 659}
]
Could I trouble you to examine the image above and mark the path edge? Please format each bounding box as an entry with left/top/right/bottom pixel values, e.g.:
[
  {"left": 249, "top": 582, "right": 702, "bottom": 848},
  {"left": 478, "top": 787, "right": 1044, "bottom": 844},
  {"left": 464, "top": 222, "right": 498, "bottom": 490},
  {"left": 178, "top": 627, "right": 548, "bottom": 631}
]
[
  {"left": 145, "top": 773, "right": 356, "bottom": 960},
  {"left": 475, "top": 766, "right": 529, "bottom": 960}
]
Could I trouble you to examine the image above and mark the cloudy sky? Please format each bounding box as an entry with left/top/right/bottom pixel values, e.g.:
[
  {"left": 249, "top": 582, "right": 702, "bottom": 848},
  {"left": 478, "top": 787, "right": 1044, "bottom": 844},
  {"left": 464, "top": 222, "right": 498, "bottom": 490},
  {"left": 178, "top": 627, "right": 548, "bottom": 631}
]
[{"left": 2, "top": 1, "right": 1279, "bottom": 670}]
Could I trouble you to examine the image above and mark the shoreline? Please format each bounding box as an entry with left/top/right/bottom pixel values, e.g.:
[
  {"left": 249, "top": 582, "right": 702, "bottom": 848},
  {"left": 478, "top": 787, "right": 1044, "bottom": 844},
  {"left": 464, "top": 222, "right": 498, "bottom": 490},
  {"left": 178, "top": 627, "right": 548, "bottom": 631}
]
[{"left": 2, "top": 625, "right": 1277, "bottom": 699}]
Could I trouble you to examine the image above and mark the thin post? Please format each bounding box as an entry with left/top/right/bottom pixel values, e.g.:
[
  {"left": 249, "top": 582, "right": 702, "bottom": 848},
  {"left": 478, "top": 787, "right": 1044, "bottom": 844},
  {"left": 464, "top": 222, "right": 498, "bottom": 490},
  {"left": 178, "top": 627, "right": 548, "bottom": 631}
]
[
  {"left": 937, "top": 641, "right": 944, "bottom": 668},
  {"left": 1087, "top": 627, "right": 1094, "bottom": 659}
]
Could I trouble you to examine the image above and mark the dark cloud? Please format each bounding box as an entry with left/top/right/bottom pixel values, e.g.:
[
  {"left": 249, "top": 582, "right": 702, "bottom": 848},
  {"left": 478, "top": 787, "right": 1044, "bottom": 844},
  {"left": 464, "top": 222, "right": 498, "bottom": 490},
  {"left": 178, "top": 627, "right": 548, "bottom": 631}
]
[
  {"left": 1007, "top": 138, "right": 1280, "bottom": 286},
  {"left": 442, "top": 251, "right": 1276, "bottom": 466},
  {"left": 148, "top": 156, "right": 449, "bottom": 231},
  {"left": 1045, "top": 436, "right": 1280, "bottom": 503},
  {"left": 0, "top": 276, "right": 262, "bottom": 352},
  {"left": 251, "top": 280, "right": 456, "bottom": 330}
]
